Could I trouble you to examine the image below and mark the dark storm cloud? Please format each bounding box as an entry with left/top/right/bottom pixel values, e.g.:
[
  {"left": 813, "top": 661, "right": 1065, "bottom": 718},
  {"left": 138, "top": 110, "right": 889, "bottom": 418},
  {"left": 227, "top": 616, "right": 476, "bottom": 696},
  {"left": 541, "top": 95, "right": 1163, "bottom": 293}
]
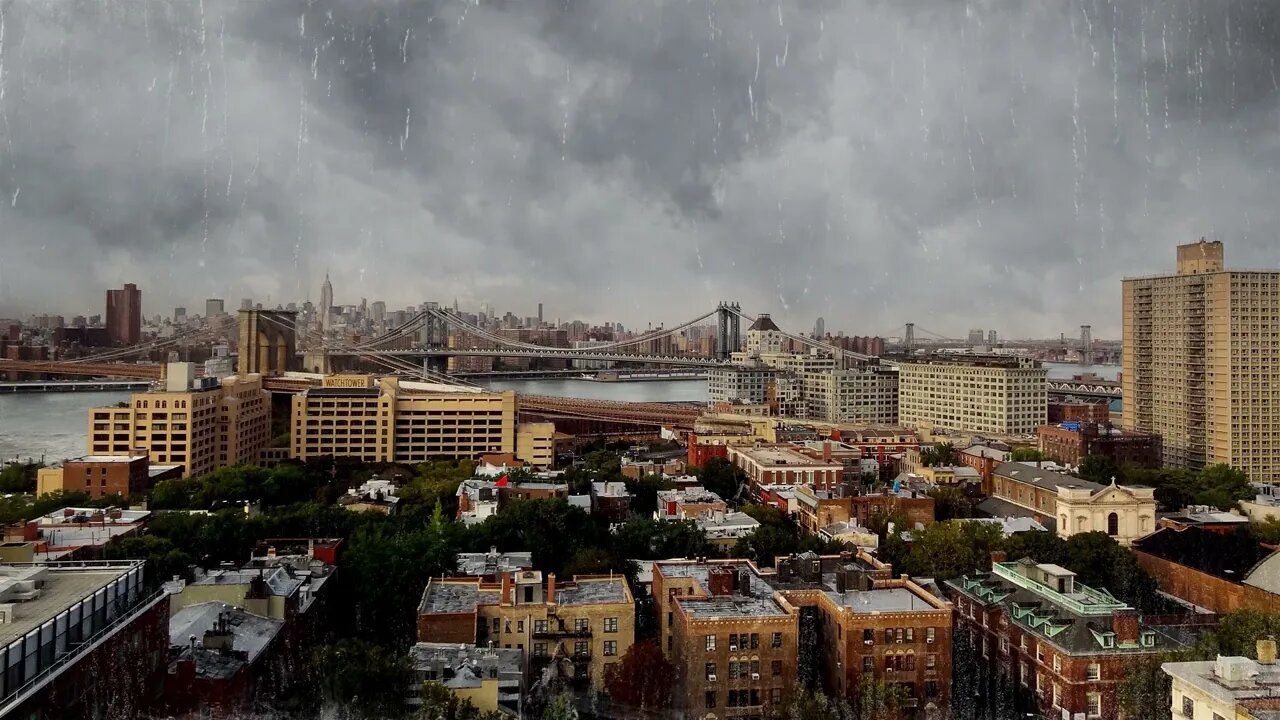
[{"left": 1, "top": 0, "right": 1279, "bottom": 337}]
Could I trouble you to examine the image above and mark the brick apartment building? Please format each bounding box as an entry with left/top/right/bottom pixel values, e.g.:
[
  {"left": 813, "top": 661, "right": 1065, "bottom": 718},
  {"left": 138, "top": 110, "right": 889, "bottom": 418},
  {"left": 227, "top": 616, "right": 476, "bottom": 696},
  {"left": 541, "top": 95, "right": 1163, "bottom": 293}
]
[
  {"left": 653, "top": 560, "right": 800, "bottom": 717},
  {"left": 653, "top": 553, "right": 952, "bottom": 718},
  {"left": 1037, "top": 422, "right": 1161, "bottom": 469},
  {"left": 1048, "top": 398, "right": 1112, "bottom": 424},
  {"left": 791, "top": 485, "right": 935, "bottom": 536},
  {"left": 417, "top": 570, "right": 635, "bottom": 690},
  {"left": 770, "top": 553, "right": 954, "bottom": 717},
  {"left": 947, "top": 557, "right": 1204, "bottom": 720},
  {"left": 36, "top": 454, "right": 183, "bottom": 499},
  {"left": 728, "top": 445, "right": 845, "bottom": 495}
]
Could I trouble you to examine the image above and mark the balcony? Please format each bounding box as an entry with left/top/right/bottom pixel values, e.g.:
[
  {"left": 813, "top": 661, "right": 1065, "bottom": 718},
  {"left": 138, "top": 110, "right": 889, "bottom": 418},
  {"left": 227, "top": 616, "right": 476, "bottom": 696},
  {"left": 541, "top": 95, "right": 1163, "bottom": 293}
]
[{"left": 533, "top": 623, "right": 592, "bottom": 639}]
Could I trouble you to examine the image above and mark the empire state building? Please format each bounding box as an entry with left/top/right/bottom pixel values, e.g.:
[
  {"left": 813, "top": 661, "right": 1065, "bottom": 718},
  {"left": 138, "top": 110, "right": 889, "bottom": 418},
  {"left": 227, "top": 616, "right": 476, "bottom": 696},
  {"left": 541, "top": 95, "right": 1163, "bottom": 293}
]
[{"left": 319, "top": 273, "right": 334, "bottom": 332}]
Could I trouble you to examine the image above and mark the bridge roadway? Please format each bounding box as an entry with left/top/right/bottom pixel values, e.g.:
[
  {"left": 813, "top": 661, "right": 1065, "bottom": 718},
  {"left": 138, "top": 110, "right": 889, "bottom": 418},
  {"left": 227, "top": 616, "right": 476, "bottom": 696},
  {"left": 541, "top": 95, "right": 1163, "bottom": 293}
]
[
  {"left": 1046, "top": 379, "right": 1121, "bottom": 399},
  {"left": 328, "top": 347, "right": 729, "bottom": 367},
  {"left": 0, "top": 360, "right": 703, "bottom": 427}
]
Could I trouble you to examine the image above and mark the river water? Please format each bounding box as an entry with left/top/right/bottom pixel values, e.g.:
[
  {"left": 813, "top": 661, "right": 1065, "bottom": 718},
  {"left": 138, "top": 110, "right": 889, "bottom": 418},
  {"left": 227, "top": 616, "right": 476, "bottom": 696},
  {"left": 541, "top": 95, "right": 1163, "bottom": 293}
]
[{"left": 0, "top": 362, "right": 1118, "bottom": 464}]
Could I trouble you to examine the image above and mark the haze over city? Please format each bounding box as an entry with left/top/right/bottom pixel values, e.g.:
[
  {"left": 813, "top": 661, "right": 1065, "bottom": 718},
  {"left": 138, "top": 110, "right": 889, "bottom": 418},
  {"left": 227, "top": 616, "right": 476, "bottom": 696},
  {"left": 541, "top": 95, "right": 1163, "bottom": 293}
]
[{"left": 3, "top": 1, "right": 1280, "bottom": 336}]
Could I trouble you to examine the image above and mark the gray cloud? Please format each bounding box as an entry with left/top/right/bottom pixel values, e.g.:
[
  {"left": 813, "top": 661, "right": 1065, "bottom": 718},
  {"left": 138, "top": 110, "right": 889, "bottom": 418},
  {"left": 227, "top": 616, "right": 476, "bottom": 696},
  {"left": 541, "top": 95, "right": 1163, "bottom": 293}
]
[{"left": 1, "top": 0, "right": 1278, "bottom": 338}]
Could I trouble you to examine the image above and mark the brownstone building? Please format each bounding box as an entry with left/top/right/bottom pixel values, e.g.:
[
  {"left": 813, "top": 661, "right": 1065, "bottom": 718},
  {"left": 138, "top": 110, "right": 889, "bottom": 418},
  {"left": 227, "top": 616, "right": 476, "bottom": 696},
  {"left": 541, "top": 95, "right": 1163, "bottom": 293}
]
[
  {"left": 1037, "top": 422, "right": 1161, "bottom": 468},
  {"left": 37, "top": 454, "right": 182, "bottom": 499},
  {"left": 792, "top": 485, "right": 935, "bottom": 536},
  {"left": 947, "top": 557, "right": 1205, "bottom": 720},
  {"left": 417, "top": 570, "right": 635, "bottom": 690}
]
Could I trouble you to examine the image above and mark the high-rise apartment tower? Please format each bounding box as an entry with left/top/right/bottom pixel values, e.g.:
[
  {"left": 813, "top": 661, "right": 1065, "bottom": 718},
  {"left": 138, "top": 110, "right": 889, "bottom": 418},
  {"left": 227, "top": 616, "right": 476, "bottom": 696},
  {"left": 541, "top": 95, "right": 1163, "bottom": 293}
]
[{"left": 1122, "top": 240, "right": 1280, "bottom": 481}]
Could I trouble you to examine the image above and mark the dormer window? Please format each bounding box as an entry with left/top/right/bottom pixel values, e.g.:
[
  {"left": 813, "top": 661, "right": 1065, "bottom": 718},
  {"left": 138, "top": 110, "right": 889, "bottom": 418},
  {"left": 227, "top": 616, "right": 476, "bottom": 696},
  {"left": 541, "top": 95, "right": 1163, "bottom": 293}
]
[{"left": 1140, "top": 631, "right": 1156, "bottom": 648}]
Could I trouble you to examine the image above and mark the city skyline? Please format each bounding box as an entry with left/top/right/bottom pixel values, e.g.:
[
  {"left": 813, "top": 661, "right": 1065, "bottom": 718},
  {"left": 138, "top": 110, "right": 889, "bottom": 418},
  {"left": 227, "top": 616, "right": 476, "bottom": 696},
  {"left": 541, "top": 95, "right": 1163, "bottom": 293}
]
[{"left": 2, "top": 2, "right": 1280, "bottom": 337}]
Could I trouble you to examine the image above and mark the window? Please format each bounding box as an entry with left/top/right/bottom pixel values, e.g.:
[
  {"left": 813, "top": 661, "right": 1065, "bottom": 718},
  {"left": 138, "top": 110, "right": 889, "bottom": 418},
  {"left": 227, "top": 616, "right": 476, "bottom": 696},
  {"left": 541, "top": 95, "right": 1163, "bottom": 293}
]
[
  {"left": 925, "top": 681, "right": 938, "bottom": 697},
  {"left": 706, "top": 634, "right": 716, "bottom": 652},
  {"left": 750, "top": 633, "right": 759, "bottom": 649},
  {"left": 516, "top": 620, "right": 524, "bottom": 632},
  {"left": 772, "top": 660, "right": 782, "bottom": 677},
  {"left": 864, "top": 629, "right": 875, "bottom": 645},
  {"left": 706, "top": 691, "right": 716, "bottom": 709},
  {"left": 492, "top": 618, "right": 500, "bottom": 633},
  {"left": 999, "top": 637, "right": 1009, "bottom": 654},
  {"left": 1052, "top": 683, "right": 1061, "bottom": 708},
  {"left": 706, "top": 662, "right": 717, "bottom": 681},
  {"left": 603, "top": 641, "right": 617, "bottom": 656},
  {"left": 534, "top": 620, "right": 547, "bottom": 634},
  {"left": 885, "top": 629, "right": 894, "bottom": 643},
  {"left": 905, "top": 627, "right": 914, "bottom": 642},
  {"left": 604, "top": 617, "right": 618, "bottom": 633},
  {"left": 534, "top": 642, "right": 547, "bottom": 657},
  {"left": 925, "top": 654, "right": 936, "bottom": 670},
  {"left": 729, "top": 633, "right": 739, "bottom": 650},
  {"left": 926, "top": 627, "right": 936, "bottom": 644},
  {"left": 1107, "top": 512, "right": 1119, "bottom": 536},
  {"left": 1053, "top": 655, "right": 1061, "bottom": 673},
  {"left": 863, "top": 656, "right": 874, "bottom": 671},
  {"left": 574, "top": 640, "right": 588, "bottom": 656},
  {"left": 1087, "top": 663, "right": 1100, "bottom": 681},
  {"left": 772, "top": 632, "right": 782, "bottom": 648},
  {"left": 1180, "top": 697, "right": 1194, "bottom": 718},
  {"left": 770, "top": 688, "right": 782, "bottom": 704},
  {"left": 574, "top": 618, "right": 589, "bottom": 633},
  {"left": 1087, "top": 692, "right": 1101, "bottom": 718},
  {"left": 1036, "top": 644, "right": 1045, "bottom": 662}
]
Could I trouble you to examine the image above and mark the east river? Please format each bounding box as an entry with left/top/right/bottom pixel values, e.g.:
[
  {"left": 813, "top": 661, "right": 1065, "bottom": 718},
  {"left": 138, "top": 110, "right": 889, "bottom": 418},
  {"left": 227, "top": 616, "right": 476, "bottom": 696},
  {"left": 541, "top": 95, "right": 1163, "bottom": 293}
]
[{"left": 0, "top": 363, "right": 1118, "bottom": 465}]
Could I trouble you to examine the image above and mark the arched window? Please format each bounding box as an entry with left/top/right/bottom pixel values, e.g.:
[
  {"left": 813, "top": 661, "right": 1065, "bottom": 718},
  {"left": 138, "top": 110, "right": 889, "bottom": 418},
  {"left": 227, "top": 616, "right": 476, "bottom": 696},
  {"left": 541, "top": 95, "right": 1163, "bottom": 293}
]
[{"left": 1107, "top": 512, "right": 1119, "bottom": 536}]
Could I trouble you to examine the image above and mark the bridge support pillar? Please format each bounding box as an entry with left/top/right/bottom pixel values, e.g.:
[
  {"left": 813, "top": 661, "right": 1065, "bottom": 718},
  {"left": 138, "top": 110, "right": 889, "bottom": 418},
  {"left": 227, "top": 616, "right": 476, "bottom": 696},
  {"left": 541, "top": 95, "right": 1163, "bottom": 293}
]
[
  {"left": 715, "top": 302, "right": 742, "bottom": 360},
  {"left": 238, "top": 309, "right": 300, "bottom": 376}
]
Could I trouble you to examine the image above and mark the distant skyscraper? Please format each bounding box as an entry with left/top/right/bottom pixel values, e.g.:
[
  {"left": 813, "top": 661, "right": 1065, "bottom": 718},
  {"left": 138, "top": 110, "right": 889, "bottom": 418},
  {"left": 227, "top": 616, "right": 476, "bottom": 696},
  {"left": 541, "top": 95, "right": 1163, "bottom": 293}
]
[
  {"left": 538, "top": 303, "right": 544, "bottom": 326},
  {"left": 105, "top": 283, "right": 141, "bottom": 346},
  {"left": 319, "top": 273, "right": 334, "bottom": 332},
  {"left": 205, "top": 299, "right": 225, "bottom": 318},
  {"left": 371, "top": 301, "right": 386, "bottom": 324},
  {"left": 967, "top": 329, "right": 985, "bottom": 346},
  {"left": 813, "top": 317, "right": 825, "bottom": 338},
  {"left": 987, "top": 329, "right": 997, "bottom": 346},
  {"left": 240, "top": 298, "right": 253, "bottom": 311},
  {"left": 174, "top": 307, "right": 187, "bottom": 324}
]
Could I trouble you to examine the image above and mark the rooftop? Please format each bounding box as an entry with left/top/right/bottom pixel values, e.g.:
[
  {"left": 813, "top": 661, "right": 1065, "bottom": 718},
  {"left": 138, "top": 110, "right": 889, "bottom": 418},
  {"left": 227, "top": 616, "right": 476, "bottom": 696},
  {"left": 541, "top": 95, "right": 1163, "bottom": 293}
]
[
  {"left": 1133, "top": 527, "right": 1274, "bottom": 582},
  {"left": 36, "top": 506, "right": 151, "bottom": 525},
  {"left": 994, "top": 462, "right": 1104, "bottom": 493},
  {"left": 557, "top": 577, "right": 630, "bottom": 606},
  {"left": 965, "top": 516, "right": 1048, "bottom": 536},
  {"left": 66, "top": 455, "right": 147, "bottom": 464},
  {"left": 408, "top": 642, "right": 523, "bottom": 689},
  {"left": 169, "top": 602, "right": 284, "bottom": 679},
  {"left": 657, "top": 486, "right": 724, "bottom": 506},
  {"left": 0, "top": 562, "right": 142, "bottom": 647},
  {"left": 191, "top": 566, "right": 304, "bottom": 598},
  {"left": 656, "top": 560, "right": 791, "bottom": 620},
  {"left": 903, "top": 355, "right": 1043, "bottom": 370},
  {"left": 455, "top": 550, "right": 533, "bottom": 577},
  {"left": 1162, "top": 656, "right": 1280, "bottom": 705},
  {"left": 418, "top": 579, "right": 502, "bottom": 614},
  {"left": 826, "top": 586, "right": 944, "bottom": 614},
  {"left": 731, "top": 445, "right": 842, "bottom": 468}
]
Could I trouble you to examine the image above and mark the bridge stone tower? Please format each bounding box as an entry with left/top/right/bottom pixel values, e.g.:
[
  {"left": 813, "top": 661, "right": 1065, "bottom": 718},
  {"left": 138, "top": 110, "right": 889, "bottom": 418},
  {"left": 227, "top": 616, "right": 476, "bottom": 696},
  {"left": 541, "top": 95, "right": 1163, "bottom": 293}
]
[
  {"left": 904, "top": 323, "right": 915, "bottom": 353},
  {"left": 419, "top": 303, "right": 450, "bottom": 348},
  {"left": 1080, "top": 324, "right": 1093, "bottom": 365},
  {"left": 715, "top": 302, "right": 742, "bottom": 360},
  {"left": 238, "top": 309, "right": 299, "bottom": 376}
]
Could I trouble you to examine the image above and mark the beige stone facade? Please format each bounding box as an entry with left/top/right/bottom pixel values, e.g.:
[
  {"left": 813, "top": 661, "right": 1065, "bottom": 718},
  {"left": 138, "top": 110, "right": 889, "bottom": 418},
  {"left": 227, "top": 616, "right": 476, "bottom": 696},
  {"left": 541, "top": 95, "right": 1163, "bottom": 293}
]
[
  {"left": 898, "top": 356, "right": 1047, "bottom": 435},
  {"left": 87, "top": 369, "right": 270, "bottom": 478},
  {"left": 290, "top": 375, "right": 553, "bottom": 466},
  {"left": 1122, "top": 240, "right": 1280, "bottom": 481}
]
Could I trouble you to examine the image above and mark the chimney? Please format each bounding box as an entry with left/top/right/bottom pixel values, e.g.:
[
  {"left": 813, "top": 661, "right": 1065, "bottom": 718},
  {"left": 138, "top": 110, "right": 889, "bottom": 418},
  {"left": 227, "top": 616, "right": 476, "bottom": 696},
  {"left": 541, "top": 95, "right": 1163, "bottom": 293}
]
[
  {"left": 546, "top": 573, "right": 557, "bottom": 605},
  {"left": 707, "top": 566, "right": 734, "bottom": 596},
  {"left": 307, "top": 538, "right": 315, "bottom": 557},
  {"left": 823, "top": 441, "right": 832, "bottom": 463},
  {"left": 1113, "top": 609, "right": 1139, "bottom": 645},
  {"left": 990, "top": 550, "right": 1008, "bottom": 567},
  {"left": 1259, "top": 637, "right": 1277, "bottom": 666},
  {"left": 738, "top": 568, "right": 751, "bottom": 596},
  {"left": 500, "top": 571, "right": 514, "bottom": 605}
]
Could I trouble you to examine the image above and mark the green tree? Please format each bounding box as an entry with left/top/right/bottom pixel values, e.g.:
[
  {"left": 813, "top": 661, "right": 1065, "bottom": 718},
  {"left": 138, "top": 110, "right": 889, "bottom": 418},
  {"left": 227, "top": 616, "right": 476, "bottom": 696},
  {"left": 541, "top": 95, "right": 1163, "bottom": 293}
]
[
  {"left": 624, "top": 474, "right": 673, "bottom": 516},
  {"left": 0, "top": 462, "right": 40, "bottom": 493},
  {"left": 771, "top": 686, "right": 853, "bottom": 720},
  {"left": 1117, "top": 654, "right": 1183, "bottom": 720},
  {"left": 1252, "top": 517, "right": 1280, "bottom": 545},
  {"left": 1002, "top": 530, "right": 1067, "bottom": 565},
  {"left": 584, "top": 450, "right": 622, "bottom": 477},
  {"left": 602, "top": 639, "right": 674, "bottom": 710},
  {"left": 741, "top": 503, "right": 789, "bottom": 528},
  {"left": 562, "top": 547, "right": 615, "bottom": 577},
  {"left": 733, "top": 525, "right": 800, "bottom": 568},
  {"left": 866, "top": 507, "right": 908, "bottom": 538},
  {"left": 901, "top": 521, "right": 1004, "bottom": 581},
  {"left": 1200, "top": 610, "right": 1280, "bottom": 657},
  {"left": 1195, "top": 464, "right": 1254, "bottom": 510},
  {"left": 540, "top": 693, "right": 577, "bottom": 720},
  {"left": 852, "top": 677, "right": 907, "bottom": 720},
  {"left": 308, "top": 639, "right": 412, "bottom": 718},
  {"left": 696, "top": 456, "right": 747, "bottom": 504},
  {"left": 612, "top": 517, "right": 713, "bottom": 561},
  {"left": 918, "top": 442, "right": 957, "bottom": 467},
  {"left": 1078, "top": 454, "right": 1120, "bottom": 485},
  {"left": 416, "top": 682, "right": 505, "bottom": 720},
  {"left": 1010, "top": 447, "right": 1045, "bottom": 462},
  {"left": 926, "top": 486, "right": 972, "bottom": 521},
  {"left": 103, "top": 535, "right": 193, "bottom": 586}
]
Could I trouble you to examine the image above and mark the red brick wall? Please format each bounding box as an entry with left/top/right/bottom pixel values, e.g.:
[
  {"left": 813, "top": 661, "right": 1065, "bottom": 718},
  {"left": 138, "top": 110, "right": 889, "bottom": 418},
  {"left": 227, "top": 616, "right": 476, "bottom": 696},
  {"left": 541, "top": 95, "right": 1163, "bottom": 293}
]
[
  {"left": 1132, "top": 550, "right": 1279, "bottom": 613},
  {"left": 688, "top": 442, "right": 729, "bottom": 468},
  {"left": 417, "top": 611, "right": 479, "bottom": 644}
]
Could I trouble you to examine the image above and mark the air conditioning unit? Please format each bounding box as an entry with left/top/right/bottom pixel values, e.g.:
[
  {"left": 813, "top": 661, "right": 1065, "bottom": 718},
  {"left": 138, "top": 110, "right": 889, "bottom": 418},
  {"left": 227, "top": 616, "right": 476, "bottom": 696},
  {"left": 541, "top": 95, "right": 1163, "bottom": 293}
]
[
  {"left": 751, "top": 673, "right": 760, "bottom": 680},
  {"left": 864, "top": 639, "right": 874, "bottom": 645},
  {"left": 729, "top": 645, "right": 738, "bottom": 651},
  {"left": 708, "top": 674, "right": 717, "bottom": 682}
]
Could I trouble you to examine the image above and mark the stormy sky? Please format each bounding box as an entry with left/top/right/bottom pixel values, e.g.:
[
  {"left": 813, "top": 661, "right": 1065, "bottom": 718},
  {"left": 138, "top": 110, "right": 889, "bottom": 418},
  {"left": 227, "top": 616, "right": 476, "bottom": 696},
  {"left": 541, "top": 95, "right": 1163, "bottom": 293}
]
[{"left": 1, "top": 0, "right": 1278, "bottom": 339}]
